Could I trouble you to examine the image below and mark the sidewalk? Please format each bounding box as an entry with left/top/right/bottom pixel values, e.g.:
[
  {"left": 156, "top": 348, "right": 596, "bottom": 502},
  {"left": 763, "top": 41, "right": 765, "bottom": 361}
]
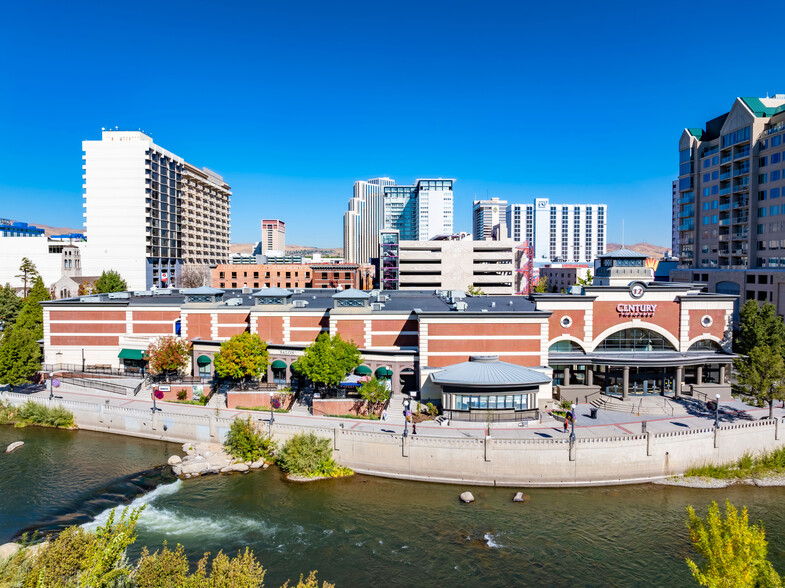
[{"left": 5, "top": 383, "right": 781, "bottom": 441}]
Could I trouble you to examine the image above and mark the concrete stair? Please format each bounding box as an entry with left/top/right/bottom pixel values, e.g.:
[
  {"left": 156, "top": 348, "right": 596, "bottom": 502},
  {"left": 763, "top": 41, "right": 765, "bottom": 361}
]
[{"left": 590, "top": 395, "right": 683, "bottom": 416}]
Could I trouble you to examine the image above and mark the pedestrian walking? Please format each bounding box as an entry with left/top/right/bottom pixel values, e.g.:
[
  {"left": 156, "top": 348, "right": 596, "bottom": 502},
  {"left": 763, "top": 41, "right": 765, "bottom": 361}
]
[
  {"left": 412, "top": 422, "right": 417, "bottom": 435},
  {"left": 563, "top": 417, "right": 569, "bottom": 433}
]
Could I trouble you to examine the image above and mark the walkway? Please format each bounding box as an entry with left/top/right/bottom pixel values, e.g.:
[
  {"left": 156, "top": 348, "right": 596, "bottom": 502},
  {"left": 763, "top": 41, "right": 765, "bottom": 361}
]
[{"left": 4, "top": 382, "right": 781, "bottom": 441}]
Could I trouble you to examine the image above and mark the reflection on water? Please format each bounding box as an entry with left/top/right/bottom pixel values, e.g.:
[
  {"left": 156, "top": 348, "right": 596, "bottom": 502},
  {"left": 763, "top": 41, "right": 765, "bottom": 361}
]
[{"left": 3, "top": 426, "right": 785, "bottom": 587}]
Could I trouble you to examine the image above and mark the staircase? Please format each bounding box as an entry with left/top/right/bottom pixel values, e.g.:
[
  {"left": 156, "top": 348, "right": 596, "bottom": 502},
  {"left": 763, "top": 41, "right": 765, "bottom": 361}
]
[{"left": 590, "top": 395, "right": 683, "bottom": 416}]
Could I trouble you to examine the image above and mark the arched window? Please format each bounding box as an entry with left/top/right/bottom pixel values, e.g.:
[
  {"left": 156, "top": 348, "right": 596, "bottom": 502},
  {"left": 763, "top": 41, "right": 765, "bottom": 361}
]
[
  {"left": 549, "top": 340, "right": 584, "bottom": 353},
  {"left": 688, "top": 339, "right": 722, "bottom": 352},
  {"left": 596, "top": 328, "right": 675, "bottom": 352}
]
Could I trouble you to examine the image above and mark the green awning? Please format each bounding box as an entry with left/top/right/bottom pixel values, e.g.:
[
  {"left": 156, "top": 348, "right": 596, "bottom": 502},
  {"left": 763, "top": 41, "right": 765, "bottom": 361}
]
[
  {"left": 375, "top": 366, "right": 393, "bottom": 378},
  {"left": 355, "top": 365, "right": 372, "bottom": 376},
  {"left": 118, "top": 349, "right": 145, "bottom": 361},
  {"left": 271, "top": 359, "right": 287, "bottom": 369},
  {"left": 196, "top": 355, "right": 212, "bottom": 366}
]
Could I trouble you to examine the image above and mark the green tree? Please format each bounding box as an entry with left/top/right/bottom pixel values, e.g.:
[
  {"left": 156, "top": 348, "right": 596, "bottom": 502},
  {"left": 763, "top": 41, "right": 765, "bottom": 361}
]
[
  {"left": 686, "top": 500, "right": 782, "bottom": 587},
  {"left": 15, "top": 257, "right": 38, "bottom": 299},
  {"left": 146, "top": 335, "right": 192, "bottom": 378},
  {"left": 467, "top": 284, "right": 485, "bottom": 296},
  {"left": 738, "top": 300, "right": 785, "bottom": 356},
  {"left": 95, "top": 270, "right": 128, "bottom": 294},
  {"left": 735, "top": 344, "right": 785, "bottom": 419},
  {"left": 224, "top": 416, "right": 277, "bottom": 462},
  {"left": 0, "top": 326, "right": 42, "bottom": 389},
  {"left": 277, "top": 432, "right": 346, "bottom": 478},
  {"left": 577, "top": 269, "right": 593, "bottom": 287},
  {"left": 0, "top": 283, "right": 23, "bottom": 332},
  {"left": 14, "top": 275, "right": 50, "bottom": 340},
  {"left": 213, "top": 332, "right": 269, "bottom": 383},
  {"left": 533, "top": 276, "right": 549, "bottom": 293},
  {"left": 297, "top": 333, "right": 360, "bottom": 392},
  {"left": 358, "top": 376, "right": 391, "bottom": 415}
]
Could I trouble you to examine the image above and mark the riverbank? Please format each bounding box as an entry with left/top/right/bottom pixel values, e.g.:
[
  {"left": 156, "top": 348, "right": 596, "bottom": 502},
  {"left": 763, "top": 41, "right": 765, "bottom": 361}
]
[{"left": 4, "top": 390, "right": 785, "bottom": 487}]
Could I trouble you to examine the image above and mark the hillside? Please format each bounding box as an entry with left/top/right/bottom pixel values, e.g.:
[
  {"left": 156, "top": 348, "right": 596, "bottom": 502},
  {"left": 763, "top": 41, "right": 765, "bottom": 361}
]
[
  {"left": 606, "top": 242, "right": 669, "bottom": 258},
  {"left": 230, "top": 243, "right": 343, "bottom": 257},
  {"left": 6, "top": 220, "right": 82, "bottom": 237}
]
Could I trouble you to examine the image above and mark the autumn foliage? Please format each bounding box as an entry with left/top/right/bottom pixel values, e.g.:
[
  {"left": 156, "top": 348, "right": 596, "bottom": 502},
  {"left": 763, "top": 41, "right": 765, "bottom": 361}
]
[{"left": 146, "top": 335, "right": 192, "bottom": 377}]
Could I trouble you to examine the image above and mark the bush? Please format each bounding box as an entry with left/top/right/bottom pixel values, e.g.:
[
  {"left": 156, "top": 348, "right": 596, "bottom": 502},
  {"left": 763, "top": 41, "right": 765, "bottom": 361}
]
[
  {"left": 177, "top": 390, "right": 187, "bottom": 401},
  {"left": 277, "top": 432, "right": 352, "bottom": 478},
  {"left": 223, "top": 416, "right": 277, "bottom": 463},
  {"left": 425, "top": 402, "right": 439, "bottom": 417},
  {"left": 14, "top": 401, "right": 74, "bottom": 428}
]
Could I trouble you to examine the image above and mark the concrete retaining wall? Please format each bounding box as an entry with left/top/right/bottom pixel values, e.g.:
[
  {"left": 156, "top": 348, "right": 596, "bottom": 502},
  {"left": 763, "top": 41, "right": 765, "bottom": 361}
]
[{"left": 3, "top": 391, "right": 783, "bottom": 487}]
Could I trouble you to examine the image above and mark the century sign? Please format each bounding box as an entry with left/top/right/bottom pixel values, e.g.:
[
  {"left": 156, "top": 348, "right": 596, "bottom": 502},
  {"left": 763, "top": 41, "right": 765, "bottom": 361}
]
[{"left": 617, "top": 304, "right": 657, "bottom": 317}]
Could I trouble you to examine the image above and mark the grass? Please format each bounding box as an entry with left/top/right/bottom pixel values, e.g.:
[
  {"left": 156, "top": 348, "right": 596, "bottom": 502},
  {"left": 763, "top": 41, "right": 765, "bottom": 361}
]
[
  {"left": 236, "top": 406, "right": 290, "bottom": 413},
  {"left": 0, "top": 400, "right": 75, "bottom": 429},
  {"left": 324, "top": 413, "right": 379, "bottom": 420},
  {"left": 685, "top": 447, "right": 785, "bottom": 480},
  {"left": 167, "top": 398, "right": 209, "bottom": 406}
]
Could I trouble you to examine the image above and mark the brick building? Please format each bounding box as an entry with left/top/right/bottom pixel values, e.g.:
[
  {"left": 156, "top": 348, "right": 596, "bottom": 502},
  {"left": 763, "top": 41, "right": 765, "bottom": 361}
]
[{"left": 211, "top": 263, "right": 360, "bottom": 290}]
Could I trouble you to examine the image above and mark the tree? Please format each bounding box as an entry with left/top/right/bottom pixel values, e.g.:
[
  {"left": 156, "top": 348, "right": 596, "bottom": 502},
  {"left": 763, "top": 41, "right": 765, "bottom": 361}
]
[
  {"left": 734, "top": 344, "right": 785, "bottom": 419},
  {"left": 15, "top": 257, "right": 38, "bottom": 299},
  {"left": 533, "top": 276, "right": 549, "bottom": 293},
  {"left": 14, "top": 275, "right": 50, "bottom": 340},
  {"left": 224, "top": 416, "right": 277, "bottom": 462},
  {"left": 0, "top": 325, "right": 42, "bottom": 389},
  {"left": 0, "top": 283, "right": 23, "bottom": 332},
  {"left": 358, "top": 376, "right": 391, "bottom": 415},
  {"left": 297, "top": 333, "right": 360, "bottom": 392},
  {"left": 213, "top": 332, "right": 269, "bottom": 383},
  {"left": 95, "top": 270, "right": 128, "bottom": 294},
  {"left": 179, "top": 264, "right": 210, "bottom": 288},
  {"left": 738, "top": 300, "right": 785, "bottom": 356},
  {"left": 78, "top": 280, "right": 96, "bottom": 296},
  {"left": 577, "top": 269, "right": 593, "bottom": 287},
  {"left": 686, "top": 500, "right": 782, "bottom": 587},
  {"left": 467, "top": 285, "right": 485, "bottom": 296},
  {"left": 146, "top": 335, "right": 191, "bottom": 378}
]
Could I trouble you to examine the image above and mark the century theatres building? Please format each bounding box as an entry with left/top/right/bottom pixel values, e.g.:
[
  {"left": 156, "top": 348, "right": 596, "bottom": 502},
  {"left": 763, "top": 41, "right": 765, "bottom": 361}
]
[{"left": 41, "top": 250, "right": 736, "bottom": 419}]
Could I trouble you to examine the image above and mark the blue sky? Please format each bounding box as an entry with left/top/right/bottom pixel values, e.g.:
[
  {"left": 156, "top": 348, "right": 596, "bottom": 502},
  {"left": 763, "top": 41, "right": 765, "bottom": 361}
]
[{"left": 0, "top": 0, "right": 782, "bottom": 248}]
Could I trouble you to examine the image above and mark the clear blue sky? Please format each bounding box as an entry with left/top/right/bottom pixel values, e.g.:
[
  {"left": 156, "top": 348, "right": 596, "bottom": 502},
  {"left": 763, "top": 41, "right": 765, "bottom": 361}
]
[{"left": 0, "top": 0, "right": 782, "bottom": 248}]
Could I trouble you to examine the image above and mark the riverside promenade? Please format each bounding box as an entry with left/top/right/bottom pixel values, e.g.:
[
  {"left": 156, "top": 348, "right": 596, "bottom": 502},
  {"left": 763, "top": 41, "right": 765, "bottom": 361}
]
[{"left": 3, "top": 381, "right": 785, "bottom": 487}]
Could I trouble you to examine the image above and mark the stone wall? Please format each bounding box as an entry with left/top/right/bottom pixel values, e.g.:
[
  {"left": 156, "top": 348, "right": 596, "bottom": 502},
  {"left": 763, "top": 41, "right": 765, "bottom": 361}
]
[{"left": 3, "top": 391, "right": 783, "bottom": 487}]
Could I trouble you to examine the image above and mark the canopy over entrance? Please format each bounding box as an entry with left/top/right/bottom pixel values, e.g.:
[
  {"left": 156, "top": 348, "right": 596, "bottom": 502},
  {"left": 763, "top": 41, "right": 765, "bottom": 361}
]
[{"left": 118, "top": 349, "right": 145, "bottom": 361}]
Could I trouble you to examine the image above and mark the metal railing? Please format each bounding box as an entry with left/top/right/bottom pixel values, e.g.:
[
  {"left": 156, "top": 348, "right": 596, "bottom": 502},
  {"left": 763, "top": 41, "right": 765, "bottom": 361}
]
[
  {"left": 59, "top": 376, "right": 135, "bottom": 396},
  {"left": 42, "top": 363, "right": 144, "bottom": 378}
]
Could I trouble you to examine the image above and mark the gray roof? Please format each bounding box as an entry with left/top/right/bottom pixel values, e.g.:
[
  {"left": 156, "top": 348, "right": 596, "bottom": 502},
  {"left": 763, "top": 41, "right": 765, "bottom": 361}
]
[
  {"left": 598, "top": 248, "right": 648, "bottom": 258},
  {"left": 182, "top": 286, "right": 224, "bottom": 295},
  {"left": 253, "top": 287, "right": 293, "bottom": 297},
  {"left": 429, "top": 355, "right": 550, "bottom": 387},
  {"left": 332, "top": 288, "right": 370, "bottom": 299}
]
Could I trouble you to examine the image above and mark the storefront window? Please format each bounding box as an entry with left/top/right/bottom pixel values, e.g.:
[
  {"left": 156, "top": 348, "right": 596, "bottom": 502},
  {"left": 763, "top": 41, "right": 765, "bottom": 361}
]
[
  {"left": 451, "top": 394, "right": 530, "bottom": 411},
  {"left": 596, "top": 329, "right": 675, "bottom": 352}
]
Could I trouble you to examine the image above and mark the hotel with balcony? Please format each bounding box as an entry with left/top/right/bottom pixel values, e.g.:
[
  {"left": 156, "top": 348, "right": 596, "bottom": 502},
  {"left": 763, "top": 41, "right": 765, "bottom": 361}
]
[
  {"left": 672, "top": 96, "right": 785, "bottom": 316},
  {"left": 82, "top": 131, "right": 231, "bottom": 290}
]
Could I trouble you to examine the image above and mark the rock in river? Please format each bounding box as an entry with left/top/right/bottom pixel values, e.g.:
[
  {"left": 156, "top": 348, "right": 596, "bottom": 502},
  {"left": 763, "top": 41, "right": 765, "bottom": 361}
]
[
  {"left": 460, "top": 492, "right": 475, "bottom": 503},
  {"left": 168, "top": 455, "right": 182, "bottom": 466},
  {"left": 5, "top": 442, "right": 24, "bottom": 453}
]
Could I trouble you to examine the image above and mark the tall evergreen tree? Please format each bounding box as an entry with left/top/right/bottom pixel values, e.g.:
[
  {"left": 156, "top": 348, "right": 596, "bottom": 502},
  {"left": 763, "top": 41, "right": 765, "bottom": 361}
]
[
  {"left": 15, "top": 276, "right": 50, "bottom": 340},
  {"left": 0, "top": 283, "right": 23, "bottom": 332},
  {"left": 95, "top": 270, "right": 128, "bottom": 294},
  {"left": 0, "top": 326, "right": 41, "bottom": 389},
  {"left": 738, "top": 300, "right": 785, "bottom": 356},
  {"left": 15, "top": 257, "right": 38, "bottom": 299}
]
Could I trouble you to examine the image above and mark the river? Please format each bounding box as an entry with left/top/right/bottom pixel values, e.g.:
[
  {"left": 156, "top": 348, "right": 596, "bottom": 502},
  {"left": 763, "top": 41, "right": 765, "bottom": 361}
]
[{"left": 2, "top": 426, "right": 785, "bottom": 587}]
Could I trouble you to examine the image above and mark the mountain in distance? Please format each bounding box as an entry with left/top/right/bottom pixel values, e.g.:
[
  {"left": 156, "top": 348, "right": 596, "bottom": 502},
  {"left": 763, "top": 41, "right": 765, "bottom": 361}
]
[
  {"left": 5, "top": 220, "right": 82, "bottom": 237},
  {"left": 230, "top": 243, "right": 343, "bottom": 257},
  {"left": 606, "top": 242, "right": 670, "bottom": 258}
]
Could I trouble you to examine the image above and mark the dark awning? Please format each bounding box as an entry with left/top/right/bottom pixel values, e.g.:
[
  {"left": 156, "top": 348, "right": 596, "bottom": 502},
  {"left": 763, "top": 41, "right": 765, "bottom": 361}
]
[
  {"left": 375, "top": 366, "right": 393, "bottom": 378},
  {"left": 271, "top": 359, "right": 287, "bottom": 369},
  {"left": 118, "top": 349, "right": 145, "bottom": 361},
  {"left": 196, "top": 355, "right": 212, "bottom": 366},
  {"left": 355, "top": 365, "right": 372, "bottom": 375}
]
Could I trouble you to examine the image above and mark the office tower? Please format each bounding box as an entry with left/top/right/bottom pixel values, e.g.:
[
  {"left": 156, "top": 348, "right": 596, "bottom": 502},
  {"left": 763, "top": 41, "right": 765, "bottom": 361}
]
[
  {"left": 473, "top": 197, "right": 508, "bottom": 240},
  {"left": 671, "top": 96, "right": 785, "bottom": 313},
  {"left": 343, "top": 177, "right": 396, "bottom": 264},
  {"left": 506, "top": 198, "right": 607, "bottom": 263},
  {"left": 82, "top": 130, "right": 231, "bottom": 290},
  {"left": 383, "top": 179, "right": 454, "bottom": 241},
  {"left": 671, "top": 180, "right": 679, "bottom": 256},
  {"left": 261, "top": 219, "right": 286, "bottom": 255}
]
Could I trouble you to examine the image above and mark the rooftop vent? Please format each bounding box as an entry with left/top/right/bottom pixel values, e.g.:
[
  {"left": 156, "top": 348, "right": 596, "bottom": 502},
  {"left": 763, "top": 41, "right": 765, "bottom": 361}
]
[
  {"left": 293, "top": 300, "right": 309, "bottom": 308},
  {"left": 490, "top": 301, "right": 496, "bottom": 308},
  {"left": 152, "top": 289, "right": 172, "bottom": 296},
  {"left": 371, "top": 302, "right": 385, "bottom": 311},
  {"left": 107, "top": 292, "right": 130, "bottom": 299},
  {"left": 455, "top": 301, "right": 468, "bottom": 311},
  {"left": 225, "top": 298, "right": 243, "bottom": 306}
]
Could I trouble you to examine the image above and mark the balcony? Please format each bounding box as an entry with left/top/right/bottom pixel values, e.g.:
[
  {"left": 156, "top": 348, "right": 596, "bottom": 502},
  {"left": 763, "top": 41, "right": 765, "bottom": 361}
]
[
  {"left": 720, "top": 187, "right": 733, "bottom": 196},
  {"left": 719, "top": 219, "right": 731, "bottom": 226},
  {"left": 733, "top": 198, "right": 749, "bottom": 208},
  {"left": 678, "top": 195, "right": 695, "bottom": 204},
  {"left": 719, "top": 203, "right": 732, "bottom": 211},
  {"left": 719, "top": 172, "right": 732, "bottom": 180},
  {"left": 679, "top": 237, "right": 694, "bottom": 245},
  {"left": 719, "top": 234, "right": 730, "bottom": 242},
  {"left": 721, "top": 154, "right": 733, "bottom": 164}
]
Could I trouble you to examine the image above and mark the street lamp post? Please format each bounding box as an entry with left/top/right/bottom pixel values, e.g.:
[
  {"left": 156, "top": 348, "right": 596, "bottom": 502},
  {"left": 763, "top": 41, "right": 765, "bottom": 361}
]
[
  {"left": 270, "top": 395, "right": 275, "bottom": 427},
  {"left": 714, "top": 393, "right": 721, "bottom": 428},
  {"left": 49, "top": 372, "right": 54, "bottom": 401},
  {"left": 403, "top": 399, "right": 410, "bottom": 437},
  {"left": 570, "top": 403, "right": 576, "bottom": 443}
]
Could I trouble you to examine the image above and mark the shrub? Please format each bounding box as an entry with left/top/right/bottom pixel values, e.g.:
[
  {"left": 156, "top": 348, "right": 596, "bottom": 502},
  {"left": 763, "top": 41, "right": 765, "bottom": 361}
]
[
  {"left": 134, "top": 542, "right": 190, "bottom": 588},
  {"left": 15, "top": 401, "right": 74, "bottom": 428},
  {"left": 277, "top": 432, "right": 352, "bottom": 478},
  {"left": 177, "top": 390, "right": 187, "bottom": 401},
  {"left": 223, "top": 416, "right": 277, "bottom": 463}
]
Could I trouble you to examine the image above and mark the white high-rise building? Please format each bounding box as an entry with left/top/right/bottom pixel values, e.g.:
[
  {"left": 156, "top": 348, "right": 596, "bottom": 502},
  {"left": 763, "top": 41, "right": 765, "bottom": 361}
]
[
  {"left": 261, "top": 219, "right": 285, "bottom": 255},
  {"left": 473, "top": 197, "right": 508, "bottom": 240},
  {"left": 343, "top": 177, "right": 395, "bottom": 264},
  {"left": 82, "top": 131, "right": 231, "bottom": 291},
  {"left": 506, "top": 198, "right": 607, "bottom": 263},
  {"left": 383, "top": 179, "right": 454, "bottom": 241}
]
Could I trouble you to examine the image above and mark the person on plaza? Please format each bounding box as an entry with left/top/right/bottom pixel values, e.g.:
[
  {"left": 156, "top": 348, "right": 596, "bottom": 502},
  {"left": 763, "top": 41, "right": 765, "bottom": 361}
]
[
  {"left": 412, "top": 422, "right": 417, "bottom": 435},
  {"left": 381, "top": 409, "right": 388, "bottom": 421},
  {"left": 563, "top": 417, "right": 569, "bottom": 433}
]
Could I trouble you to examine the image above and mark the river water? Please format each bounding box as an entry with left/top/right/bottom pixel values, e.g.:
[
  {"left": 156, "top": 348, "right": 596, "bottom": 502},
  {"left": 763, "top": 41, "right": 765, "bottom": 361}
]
[{"left": 3, "top": 426, "right": 785, "bottom": 587}]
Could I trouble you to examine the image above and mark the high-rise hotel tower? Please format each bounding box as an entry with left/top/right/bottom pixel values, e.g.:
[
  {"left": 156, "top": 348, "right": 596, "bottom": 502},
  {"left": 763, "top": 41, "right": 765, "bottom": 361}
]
[{"left": 83, "top": 131, "right": 231, "bottom": 290}]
